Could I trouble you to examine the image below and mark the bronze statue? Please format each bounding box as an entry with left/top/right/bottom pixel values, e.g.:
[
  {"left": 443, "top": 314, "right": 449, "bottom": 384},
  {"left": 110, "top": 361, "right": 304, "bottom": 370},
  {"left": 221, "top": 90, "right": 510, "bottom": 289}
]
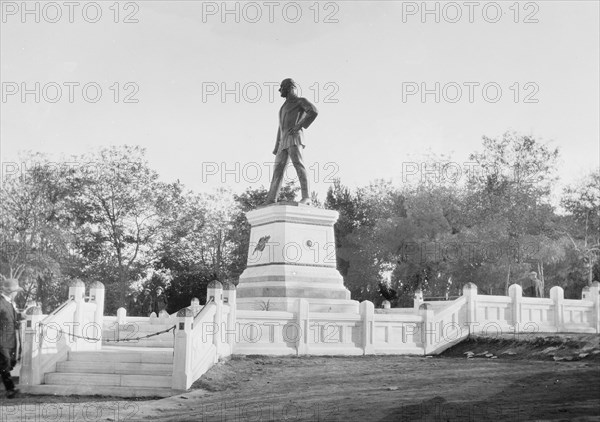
[{"left": 265, "top": 78, "right": 318, "bottom": 205}]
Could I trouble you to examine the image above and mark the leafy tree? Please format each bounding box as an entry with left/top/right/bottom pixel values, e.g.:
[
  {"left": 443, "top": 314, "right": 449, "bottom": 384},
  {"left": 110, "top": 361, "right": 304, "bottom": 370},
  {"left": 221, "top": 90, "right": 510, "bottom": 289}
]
[
  {"left": 464, "top": 132, "right": 560, "bottom": 294},
  {"left": 4, "top": 137, "right": 594, "bottom": 314},
  {"left": 72, "top": 146, "right": 177, "bottom": 311},
  {"left": 327, "top": 179, "right": 409, "bottom": 303},
  {"left": 0, "top": 153, "right": 81, "bottom": 310},
  {"left": 560, "top": 171, "right": 600, "bottom": 286}
]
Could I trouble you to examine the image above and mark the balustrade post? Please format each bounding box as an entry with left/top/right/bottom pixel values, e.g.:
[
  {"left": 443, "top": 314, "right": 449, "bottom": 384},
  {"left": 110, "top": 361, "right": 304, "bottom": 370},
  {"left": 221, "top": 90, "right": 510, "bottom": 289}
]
[
  {"left": 117, "top": 307, "right": 127, "bottom": 325},
  {"left": 360, "top": 300, "right": 374, "bottom": 355},
  {"left": 463, "top": 282, "right": 478, "bottom": 335},
  {"left": 158, "top": 309, "right": 170, "bottom": 324},
  {"left": 222, "top": 282, "right": 237, "bottom": 353},
  {"left": 589, "top": 282, "right": 600, "bottom": 333},
  {"left": 207, "top": 280, "right": 223, "bottom": 302},
  {"left": 509, "top": 283, "right": 522, "bottom": 332},
  {"left": 19, "top": 306, "right": 44, "bottom": 385},
  {"left": 413, "top": 288, "right": 423, "bottom": 313},
  {"left": 68, "top": 279, "right": 85, "bottom": 351},
  {"left": 190, "top": 297, "right": 201, "bottom": 316},
  {"left": 550, "top": 286, "right": 564, "bottom": 332},
  {"left": 205, "top": 280, "right": 223, "bottom": 360},
  {"left": 419, "top": 303, "right": 434, "bottom": 355},
  {"left": 172, "top": 308, "right": 194, "bottom": 391},
  {"left": 582, "top": 286, "right": 591, "bottom": 300},
  {"left": 213, "top": 295, "right": 223, "bottom": 362},
  {"left": 89, "top": 281, "right": 105, "bottom": 351}
]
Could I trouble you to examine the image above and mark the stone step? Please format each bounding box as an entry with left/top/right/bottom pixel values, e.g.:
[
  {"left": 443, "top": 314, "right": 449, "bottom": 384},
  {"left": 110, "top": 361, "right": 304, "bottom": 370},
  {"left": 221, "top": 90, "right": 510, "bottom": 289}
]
[
  {"left": 56, "top": 360, "right": 173, "bottom": 376},
  {"left": 45, "top": 372, "right": 173, "bottom": 388},
  {"left": 68, "top": 347, "right": 173, "bottom": 364},
  {"left": 20, "top": 384, "right": 180, "bottom": 398}
]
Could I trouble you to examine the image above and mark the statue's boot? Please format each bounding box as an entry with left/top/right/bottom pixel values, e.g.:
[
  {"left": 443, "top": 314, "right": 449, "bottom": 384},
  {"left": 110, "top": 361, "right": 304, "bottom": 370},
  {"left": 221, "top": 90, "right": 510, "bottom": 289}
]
[
  {"left": 298, "top": 170, "right": 310, "bottom": 205},
  {"left": 264, "top": 174, "right": 282, "bottom": 205}
]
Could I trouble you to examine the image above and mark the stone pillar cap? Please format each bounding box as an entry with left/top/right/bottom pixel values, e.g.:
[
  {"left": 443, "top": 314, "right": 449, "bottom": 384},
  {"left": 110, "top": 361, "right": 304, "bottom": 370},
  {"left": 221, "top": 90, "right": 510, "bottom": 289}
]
[
  {"left": 69, "top": 279, "right": 85, "bottom": 287},
  {"left": 26, "top": 306, "right": 42, "bottom": 315},
  {"left": 222, "top": 281, "right": 237, "bottom": 290},
  {"left": 177, "top": 308, "right": 194, "bottom": 317},
  {"left": 208, "top": 280, "right": 223, "bottom": 289}
]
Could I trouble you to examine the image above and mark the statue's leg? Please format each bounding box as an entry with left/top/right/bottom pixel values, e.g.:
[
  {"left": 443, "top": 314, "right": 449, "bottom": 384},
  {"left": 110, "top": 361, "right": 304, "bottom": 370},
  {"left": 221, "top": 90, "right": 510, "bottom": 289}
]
[
  {"left": 265, "top": 148, "right": 289, "bottom": 203},
  {"left": 290, "top": 145, "right": 309, "bottom": 203}
]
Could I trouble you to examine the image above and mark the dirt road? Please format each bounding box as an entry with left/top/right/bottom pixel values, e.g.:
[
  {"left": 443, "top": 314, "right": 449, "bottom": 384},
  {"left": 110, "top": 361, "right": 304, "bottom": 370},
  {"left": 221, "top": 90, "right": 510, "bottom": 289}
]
[
  {"left": 129, "top": 354, "right": 599, "bottom": 422},
  {"left": 2, "top": 334, "right": 599, "bottom": 421}
]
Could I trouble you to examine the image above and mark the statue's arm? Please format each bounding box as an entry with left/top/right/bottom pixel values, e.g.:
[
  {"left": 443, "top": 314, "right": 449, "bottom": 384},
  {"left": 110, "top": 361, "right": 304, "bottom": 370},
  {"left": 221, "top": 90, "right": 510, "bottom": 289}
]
[
  {"left": 297, "top": 98, "right": 319, "bottom": 129},
  {"left": 273, "top": 127, "right": 280, "bottom": 155}
]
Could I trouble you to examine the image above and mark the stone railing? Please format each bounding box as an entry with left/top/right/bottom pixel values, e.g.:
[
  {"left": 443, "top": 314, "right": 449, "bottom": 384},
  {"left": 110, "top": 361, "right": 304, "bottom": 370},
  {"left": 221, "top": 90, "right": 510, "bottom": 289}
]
[
  {"left": 101, "top": 305, "right": 184, "bottom": 346},
  {"left": 233, "top": 282, "right": 600, "bottom": 357},
  {"left": 462, "top": 282, "right": 600, "bottom": 335},
  {"left": 20, "top": 280, "right": 105, "bottom": 386},
  {"left": 171, "top": 281, "right": 236, "bottom": 390},
  {"left": 419, "top": 295, "right": 469, "bottom": 355},
  {"left": 235, "top": 298, "right": 424, "bottom": 356},
  {"left": 20, "top": 278, "right": 599, "bottom": 392}
]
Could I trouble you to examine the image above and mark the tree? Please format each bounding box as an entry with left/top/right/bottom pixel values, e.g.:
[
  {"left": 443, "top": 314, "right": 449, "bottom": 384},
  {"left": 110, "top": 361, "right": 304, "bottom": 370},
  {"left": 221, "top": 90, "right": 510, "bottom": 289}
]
[
  {"left": 326, "top": 179, "right": 410, "bottom": 303},
  {"left": 0, "top": 153, "right": 81, "bottom": 310},
  {"left": 325, "top": 133, "right": 567, "bottom": 305},
  {"left": 72, "top": 146, "right": 176, "bottom": 311},
  {"left": 560, "top": 171, "right": 600, "bottom": 286},
  {"left": 464, "top": 132, "right": 560, "bottom": 295}
]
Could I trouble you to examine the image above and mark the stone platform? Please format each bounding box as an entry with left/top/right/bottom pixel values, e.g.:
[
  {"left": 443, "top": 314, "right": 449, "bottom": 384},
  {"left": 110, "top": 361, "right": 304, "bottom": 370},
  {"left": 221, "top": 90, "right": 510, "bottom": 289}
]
[{"left": 236, "top": 202, "right": 359, "bottom": 313}]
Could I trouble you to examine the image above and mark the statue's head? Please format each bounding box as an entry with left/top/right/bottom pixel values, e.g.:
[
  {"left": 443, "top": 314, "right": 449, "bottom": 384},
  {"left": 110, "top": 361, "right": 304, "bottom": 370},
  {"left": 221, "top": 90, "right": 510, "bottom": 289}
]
[{"left": 279, "top": 78, "right": 297, "bottom": 98}]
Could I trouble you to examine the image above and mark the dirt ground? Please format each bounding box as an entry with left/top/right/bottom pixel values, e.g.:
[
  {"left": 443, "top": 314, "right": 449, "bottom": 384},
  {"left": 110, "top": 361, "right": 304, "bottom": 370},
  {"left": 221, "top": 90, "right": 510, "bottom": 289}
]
[{"left": 2, "top": 334, "right": 599, "bottom": 422}]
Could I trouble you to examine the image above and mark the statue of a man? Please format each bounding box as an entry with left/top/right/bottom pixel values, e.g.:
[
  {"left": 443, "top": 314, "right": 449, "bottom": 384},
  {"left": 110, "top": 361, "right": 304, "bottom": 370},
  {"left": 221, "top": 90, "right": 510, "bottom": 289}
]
[{"left": 265, "top": 78, "right": 318, "bottom": 205}]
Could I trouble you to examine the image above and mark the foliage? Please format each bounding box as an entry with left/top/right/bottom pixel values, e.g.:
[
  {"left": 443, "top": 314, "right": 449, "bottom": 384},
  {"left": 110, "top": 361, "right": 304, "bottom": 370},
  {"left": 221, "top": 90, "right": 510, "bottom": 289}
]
[
  {"left": 326, "top": 134, "right": 592, "bottom": 305},
  {"left": 0, "top": 152, "right": 82, "bottom": 309},
  {"left": 559, "top": 172, "right": 600, "bottom": 284},
  {"left": 1, "top": 135, "right": 596, "bottom": 314}
]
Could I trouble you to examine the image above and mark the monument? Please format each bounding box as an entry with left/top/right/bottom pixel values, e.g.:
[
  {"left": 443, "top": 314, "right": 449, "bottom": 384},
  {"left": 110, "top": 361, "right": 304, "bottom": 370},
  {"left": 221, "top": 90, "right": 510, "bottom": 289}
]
[
  {"left": 236, "top": 79, "right": 358, "bottom": 313},
  {"left": 264, "top": 78, "right": 316, "bottom": 205}
]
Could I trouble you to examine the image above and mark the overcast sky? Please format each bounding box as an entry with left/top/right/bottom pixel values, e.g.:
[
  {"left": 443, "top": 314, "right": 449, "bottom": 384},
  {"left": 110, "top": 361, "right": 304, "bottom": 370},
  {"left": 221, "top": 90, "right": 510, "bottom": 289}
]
[{"left": 1, "top": 1, "right": 598, "bottom": 200}]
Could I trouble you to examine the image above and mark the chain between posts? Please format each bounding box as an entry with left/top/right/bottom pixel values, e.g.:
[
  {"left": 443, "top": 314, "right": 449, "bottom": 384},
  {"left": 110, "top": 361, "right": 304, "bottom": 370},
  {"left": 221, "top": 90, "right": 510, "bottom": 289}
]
[{"left": 37, "top": 322, "right": 176, "bottom": 343}]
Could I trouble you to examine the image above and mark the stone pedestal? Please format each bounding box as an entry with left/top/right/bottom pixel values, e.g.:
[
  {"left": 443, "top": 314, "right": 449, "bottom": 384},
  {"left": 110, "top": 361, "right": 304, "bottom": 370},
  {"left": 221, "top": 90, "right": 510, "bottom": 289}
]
[{"left": 237, "top": 203, "right": 358, "bottom": 313}]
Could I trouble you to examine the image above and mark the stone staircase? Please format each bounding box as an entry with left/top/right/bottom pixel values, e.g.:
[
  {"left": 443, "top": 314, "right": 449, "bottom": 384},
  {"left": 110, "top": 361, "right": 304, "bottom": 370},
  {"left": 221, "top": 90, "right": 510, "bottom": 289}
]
[{"left": 20, "top": 346, "right": 182, "bottom": 398}]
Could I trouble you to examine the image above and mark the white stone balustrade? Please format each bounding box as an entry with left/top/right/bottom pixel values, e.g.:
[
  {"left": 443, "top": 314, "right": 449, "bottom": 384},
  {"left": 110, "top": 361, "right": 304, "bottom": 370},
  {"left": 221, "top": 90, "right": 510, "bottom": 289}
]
[
  {"left": 20, "top": 279, "right": 103, "bottom": 386},
  {"left": 19, "top": 277, "right": 600, "bottom": 397}
]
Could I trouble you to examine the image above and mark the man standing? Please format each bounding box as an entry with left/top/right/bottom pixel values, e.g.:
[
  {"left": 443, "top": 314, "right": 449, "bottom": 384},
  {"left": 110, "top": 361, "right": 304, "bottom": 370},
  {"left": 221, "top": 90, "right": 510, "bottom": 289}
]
[
  {"left": 0, "top": 278, "right": 22, "bottom": 398},
  {"left": 265, "top": 78, "right": 318, "bottom": 205},
  {"left": 531, "top": 271, "right": 544, "bottom": 298}
]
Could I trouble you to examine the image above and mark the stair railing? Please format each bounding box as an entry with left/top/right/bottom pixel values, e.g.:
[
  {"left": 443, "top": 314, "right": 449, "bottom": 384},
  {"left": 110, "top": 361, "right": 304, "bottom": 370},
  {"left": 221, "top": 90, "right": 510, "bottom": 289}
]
[
  {"left": 172, "top": 281, "right": 237, "bottom": 390},
  {"left": 19, "top": 280, "right": 105, "bottom": 386},
  {"left": 420, "top": 285, "right": 472, "bottom": 355}
]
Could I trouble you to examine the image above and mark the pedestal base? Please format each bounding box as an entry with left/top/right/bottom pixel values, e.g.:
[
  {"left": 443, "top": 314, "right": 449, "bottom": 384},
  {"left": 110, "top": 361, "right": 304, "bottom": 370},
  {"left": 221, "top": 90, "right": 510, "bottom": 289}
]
[
  {"left": 237, "top": 264, "right": 359, "bottom": 312},
  {"left": 236, "top": 203, "right": 358, "bottom": 313}
]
